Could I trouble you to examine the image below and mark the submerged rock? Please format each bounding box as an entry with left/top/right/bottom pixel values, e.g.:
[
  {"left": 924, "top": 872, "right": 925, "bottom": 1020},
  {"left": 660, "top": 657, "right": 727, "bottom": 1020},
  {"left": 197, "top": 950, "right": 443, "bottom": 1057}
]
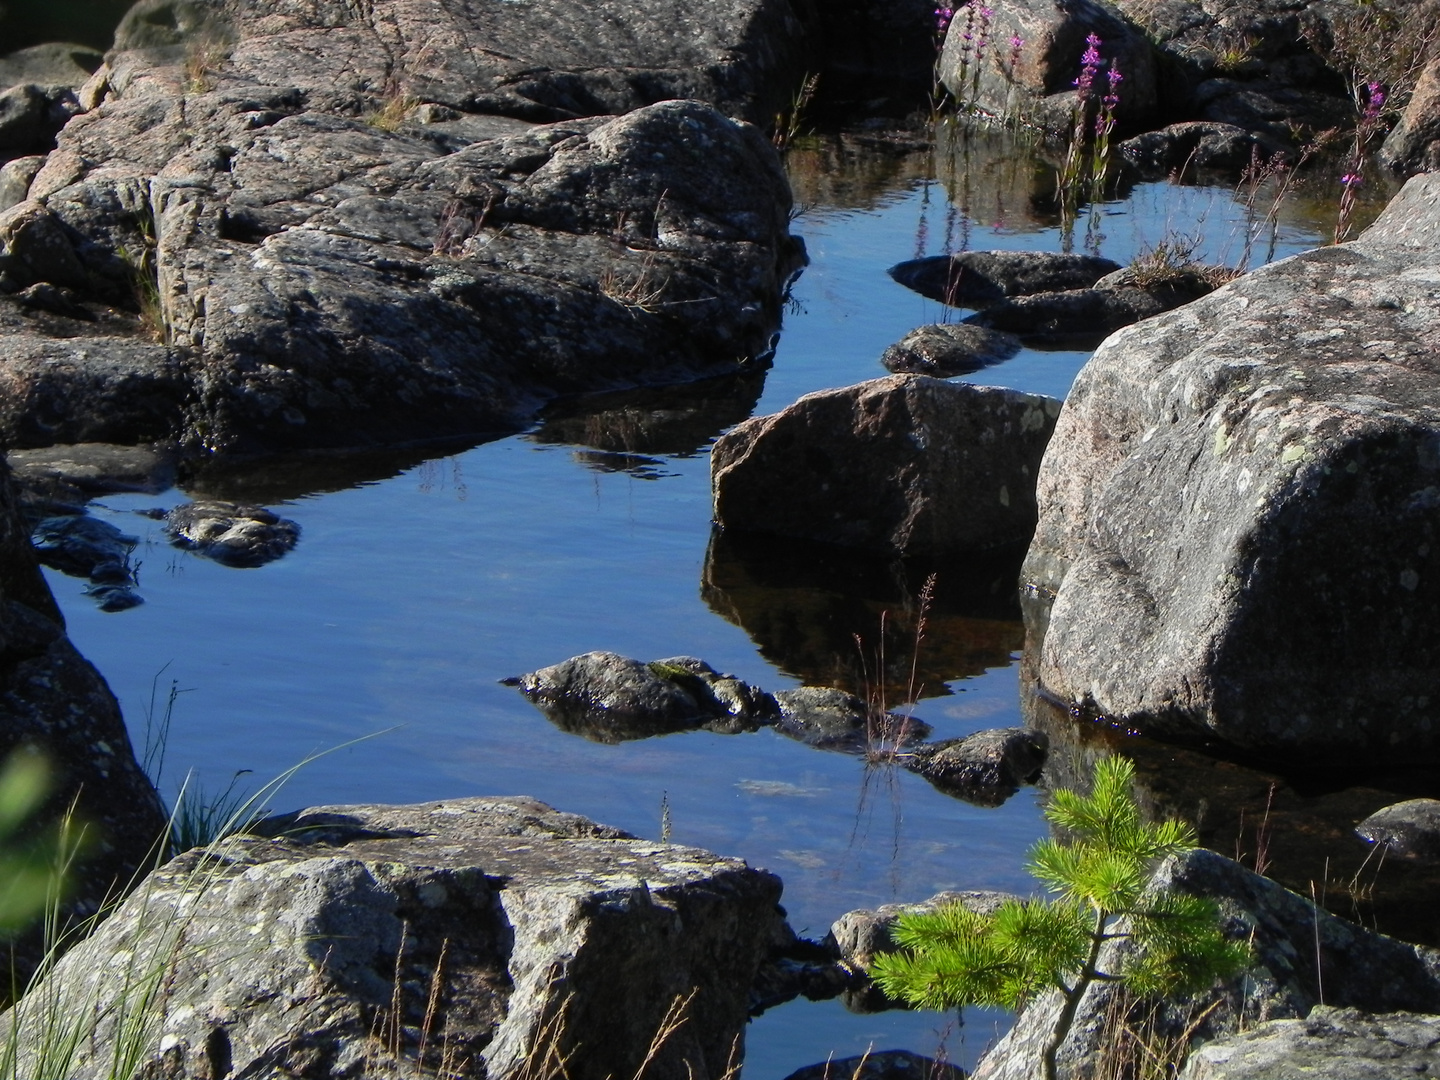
[
  {"left": 506, "top": 651, "right": 777, "bottom": 742},
  {"left": 1022, "top": 172, "right": 1440, "bottom": 764},
  {"left": 30, "top": 511, "right": 136, "bottom": 578},
  {"left": 1355, "top": 799, "right": 1440, "bottom": 862},
  {"left": 0, "top": 797, "right": 786, "bottom": 1080},
  {"left": 903, "top": 726, "right": 1048, "bottom": 806},
  {"left": 880, "top": 322, "right": 1022, "bottom": 377},
  {"left": 164, "top": 500, "right": 300, "bottom": 567},
  {"left": 1178, "top": 1006, "right": 1440, "bottom": 1080},
  {"left": 973, "top": 849, "right": 1440, "bottom": 1080},
  {"left": 711, "top": 375, "right": 1061, "bottom": 559},
  {"left": 887, "top": 251, "right": 1121, "bottom": 309},
  {"left": 1120, "top": 121, "right": 1290, "bottom": 177}
]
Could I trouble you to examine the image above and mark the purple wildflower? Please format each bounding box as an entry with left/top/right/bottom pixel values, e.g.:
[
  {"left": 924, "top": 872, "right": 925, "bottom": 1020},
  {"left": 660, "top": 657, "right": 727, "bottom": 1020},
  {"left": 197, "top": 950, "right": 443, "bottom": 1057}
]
[
  {"left": 1364, "top": 81, "right": 1386, "bottom": 121},
  {"left": 935, "top": 5, "right": 954, "bottom": 32},
  {"left": 1341, "top": 172, "right": 1363, "bottom": 187},
  {"left": 1073, "top": 33, "right": 1103, "bottom": 102}
]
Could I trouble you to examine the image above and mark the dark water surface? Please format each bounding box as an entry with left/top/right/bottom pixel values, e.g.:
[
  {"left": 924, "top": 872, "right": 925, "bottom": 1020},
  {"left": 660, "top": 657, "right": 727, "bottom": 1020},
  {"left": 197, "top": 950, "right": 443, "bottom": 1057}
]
[{"left": 45, "top": 132, "right": 1340, "bottom": 1075}]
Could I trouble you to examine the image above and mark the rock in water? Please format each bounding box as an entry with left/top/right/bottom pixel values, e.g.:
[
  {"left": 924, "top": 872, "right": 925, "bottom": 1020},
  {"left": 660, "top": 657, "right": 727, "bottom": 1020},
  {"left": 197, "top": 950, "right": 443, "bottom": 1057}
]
[
  {"left": 903, "top": 726, "right": 1048, "bottom": 806},
  {"left": 880, "top": 323, "right": 1022, "bottom": 377},
  {"left": 887, "top": 251, "right": 1121, "bottom": 308},
  {"left": 2, "top": 798, "right": 787, "bottom": 1080},
  {"left": 506, "top": 651, "right": 777, "bottom": 741},
  {"left": 711, "top": 374, "right": 1061, "bottom": 558},
  {"left": 1355, "top": 799, "right": 1440, "bottom": 862},
  {"left": 165, "top": 500, "right": 300, "bottom": 567},
  {"left": 1023, "top": 172, "right": 1440, "bottom": 765}
]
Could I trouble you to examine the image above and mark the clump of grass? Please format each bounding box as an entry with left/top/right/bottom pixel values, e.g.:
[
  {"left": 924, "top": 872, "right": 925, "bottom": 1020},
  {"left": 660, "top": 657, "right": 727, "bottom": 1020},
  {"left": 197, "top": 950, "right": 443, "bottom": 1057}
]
[
  {"left": 183, "top": 41, "right": 228, "bottom": 93},
  {"left": 1126, "top": 233, "right": 1238, "bottom": 289},
  {"left": 772, "top": 73, "right": 819, "bottom": 151},
  {"left": 365, "top": 78, "right": 417, "bottom": 132}
]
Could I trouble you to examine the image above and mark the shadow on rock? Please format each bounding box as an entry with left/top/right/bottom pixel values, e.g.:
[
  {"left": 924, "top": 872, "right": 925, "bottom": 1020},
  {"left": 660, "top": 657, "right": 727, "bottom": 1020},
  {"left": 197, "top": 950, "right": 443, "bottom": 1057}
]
[{"left": 702, "top": 528, "right": 1026, "bottom": 700}]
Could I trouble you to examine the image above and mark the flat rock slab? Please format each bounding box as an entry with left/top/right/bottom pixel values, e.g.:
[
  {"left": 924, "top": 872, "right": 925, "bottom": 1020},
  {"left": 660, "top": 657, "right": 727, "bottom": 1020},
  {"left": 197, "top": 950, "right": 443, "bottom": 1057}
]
[
  {"left": 1179, "top": 1006, "right": 1440, "bottom": 1080},
  {"left": 712, "top": 374, "right": 1062, "bottom": 558},
  {"left": 1022, "top": 172, "right": 1440, "bottom": 764},
  {"left": 903, "top": 726, "right": 1048, "bottom": 806},
  {"left": 2, "top": 797, "right": 786, "bottom": 1080}
]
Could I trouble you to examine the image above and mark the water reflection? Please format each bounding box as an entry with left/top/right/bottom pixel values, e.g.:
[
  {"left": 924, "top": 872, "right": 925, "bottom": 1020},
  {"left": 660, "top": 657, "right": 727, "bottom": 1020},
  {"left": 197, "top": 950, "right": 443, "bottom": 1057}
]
[
  {"left": 702, "top": 529, "right": 1025, "bottom": 701},
  {"left": 527, "top": 372, "right": 767, "bottom": 476}
]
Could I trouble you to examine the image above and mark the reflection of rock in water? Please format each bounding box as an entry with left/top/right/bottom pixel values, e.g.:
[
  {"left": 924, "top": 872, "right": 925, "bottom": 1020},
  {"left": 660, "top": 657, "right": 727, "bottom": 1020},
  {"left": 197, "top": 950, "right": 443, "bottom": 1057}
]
[
  {"left": 1020, "top": 598, "right": 1440, "bottom": 948},
  {"left": 702, "top": 528, "right": 1025, "bottom": 700},
  {"left": 529, "top": 371, "right": 767, "bottom": 471},
  {"left": 180, "top": 438, "right": 494, "bottom": 504}
]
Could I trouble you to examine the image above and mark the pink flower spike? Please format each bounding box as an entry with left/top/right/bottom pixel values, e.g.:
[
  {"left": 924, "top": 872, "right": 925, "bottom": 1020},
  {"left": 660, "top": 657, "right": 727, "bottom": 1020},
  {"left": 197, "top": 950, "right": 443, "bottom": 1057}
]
[{"left": 1341, "top": 172, "right": 1363, "bottom": 187}]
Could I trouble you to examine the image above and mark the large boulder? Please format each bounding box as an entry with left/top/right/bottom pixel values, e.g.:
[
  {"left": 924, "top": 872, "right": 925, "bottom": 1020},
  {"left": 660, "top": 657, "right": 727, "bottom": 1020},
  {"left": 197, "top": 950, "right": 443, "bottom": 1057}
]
[
  {"left": 0, "top": 0, "right": 808, "bottom": 457},
  {"left": 0, "top": 797, "right": 788, "bottom": 1080},
  {"left": 1381, "top": 55, "right": 1440, "bottom": 176},
  {"left": 0, "top": 455, "right": 168, "bottom": 981},
  {"left": 711, "top": 374, "right": 1062, "bottom": 559},
  {"left": 1021, "top": 172, "right": 1440, "bottom": 765},
  {"left": 939, "top": 0, "right": 1159, "bottom": 133},
  {"left": 973, "top": 849, "right": 1440, "bottom": 1080}
]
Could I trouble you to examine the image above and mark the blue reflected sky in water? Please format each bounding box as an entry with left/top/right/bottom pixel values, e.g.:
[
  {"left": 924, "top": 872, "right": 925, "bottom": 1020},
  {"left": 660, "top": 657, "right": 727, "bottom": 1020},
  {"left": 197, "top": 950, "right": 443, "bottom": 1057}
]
[{"left": 46, "top": 159, "right": 1329, "bottom": 1079}]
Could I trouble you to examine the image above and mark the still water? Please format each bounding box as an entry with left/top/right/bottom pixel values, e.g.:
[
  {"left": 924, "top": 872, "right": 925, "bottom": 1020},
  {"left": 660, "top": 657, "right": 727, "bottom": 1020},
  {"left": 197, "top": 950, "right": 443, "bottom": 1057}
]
[{"left": 43, "top": 131, "right": 1336, "bottom": 1075}]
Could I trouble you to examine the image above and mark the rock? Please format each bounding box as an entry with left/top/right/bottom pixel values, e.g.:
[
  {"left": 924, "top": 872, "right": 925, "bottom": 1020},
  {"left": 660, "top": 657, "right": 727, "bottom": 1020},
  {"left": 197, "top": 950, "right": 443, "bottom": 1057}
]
[
  {"left": 7, "top": 441, "right": 178, "bottom": 505},
  {"left": 12, "top": 281, "right": 94, "bottom": 319},
  {"left": 881, "top": 322, "right": 1023, "bottom": 376},
  {"left": 0, "top": 455, "right": 168, "bottom": 982},
  {"left": 164, "top": 499, "right": 300, "bottom": 567},
  {"left": 0, "top": 43, "right": 104, "bottom": 91},
  {"left": 1112, "top": 0, "right": 1354, "bottom": 148},
  {"left": 939, "top": 0, "right": 1159, "bottom": 134},
  {"left": 1019, "top": 171, "right": 1440, "bottom": 764},
  {"left": 828, "top": 889, "right": 1016, "bottom": 968},
  {"left": 0, "top": 155, "right": 45, "bottom": 213},
  {"left": 0, "top": 326, "right": 193, "bottom": 448},
  {"left": 711, "top": 375, "right": 1062, "bottom": 559},
  {"left": 903, "top": 726, "right": 1048, "bottom": 806},
  {"left": 0, "top": 83, "right": 81, "bottom": 156},
  {"left": 0, "top": 796, "right": 786, "bottom": 1080},
  {"left": 772, "top": 686, "right": 931, "bottom": 753},
  {"left": 506, "top": 652, "right": 778, "bottom": 742},
  {"left": 963, "top": 268, "right": 1224, "bottom": 348},
  {"left": 30, "top": 511, "right": 137, "bottom": 579},
  {"left": 782, "top": 1050, "right": 967, "bottom": 1080},
  {"left": 0, "top": 198, "right": 87, "bottom": 289},
  {"left": 973, "top": 849, "right": 1440, "bottom": 1080},
  {"left": 1355, "top": 799, "right": 1440, "bottom": 862},
  {"left": 887, "top": 251, "right": 1122, "bottom": 309},
  {"left": 1381, "top": 56, "right": 1440, "bottom": 176},
  {"left": 1178, "top": 1006, "right": 1440, "bottom": 1080},
  {"left": 108, "top": 0, "right": 814, "bottom": 125},
  {"left": 1120, "top": 121, "right": 1290, "bottom": 177},
  {"left": 11, "top": 90, "right": 799, "bottom": 455}
]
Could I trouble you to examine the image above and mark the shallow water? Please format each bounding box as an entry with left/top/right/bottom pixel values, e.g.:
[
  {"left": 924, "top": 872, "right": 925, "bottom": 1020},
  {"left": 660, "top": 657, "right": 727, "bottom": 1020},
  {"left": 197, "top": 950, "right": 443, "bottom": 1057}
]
[{"left": 46, "top": 130, "right": 1345, "bottom": 1076}]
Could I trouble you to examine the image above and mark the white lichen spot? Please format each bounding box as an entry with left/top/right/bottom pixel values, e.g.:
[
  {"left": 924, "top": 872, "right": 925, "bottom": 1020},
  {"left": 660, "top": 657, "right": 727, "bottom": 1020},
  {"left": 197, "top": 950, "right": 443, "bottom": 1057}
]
[
  {"left": 1142, "top": 425, "right": 1158, "bottom": 443},
  {"left": 1236, "top": 468, "right": 1252, "bottom": 494},
  {"left": 1280, "top": 443, "right": 1307, "bottom": 464},
  {"left": 160, "top": 1034, "right": 184, "bottom": 1053},
  {"left": 999, "top": 485, "right": 1010, "bottom": 507},
  {"left": 94, "top": 740, "right": 112, "bottom": 755},
  {"left": 1214, "top": 425, "right": 1231, "bottom": 456},
  {"left": 1400, "top": 568, "right": 1420, "bottom": 591}
]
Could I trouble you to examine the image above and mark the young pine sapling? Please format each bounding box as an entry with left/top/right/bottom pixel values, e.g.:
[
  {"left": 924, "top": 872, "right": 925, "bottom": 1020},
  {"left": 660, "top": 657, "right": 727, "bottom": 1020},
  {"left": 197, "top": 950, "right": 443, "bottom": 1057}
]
[{"left": 870, "top": 756, "right": 1249, "bottom": 1080}]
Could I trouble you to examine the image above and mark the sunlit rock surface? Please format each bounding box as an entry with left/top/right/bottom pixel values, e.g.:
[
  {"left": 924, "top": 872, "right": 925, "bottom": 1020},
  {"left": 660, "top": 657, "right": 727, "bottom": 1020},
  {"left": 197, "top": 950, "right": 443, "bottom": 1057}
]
[
  {"left": 1023, "top": 172, "right": 1440, "bottom": 764},
  {"left": 1, "top": 798, "right": 786, "bottom": 1080}
]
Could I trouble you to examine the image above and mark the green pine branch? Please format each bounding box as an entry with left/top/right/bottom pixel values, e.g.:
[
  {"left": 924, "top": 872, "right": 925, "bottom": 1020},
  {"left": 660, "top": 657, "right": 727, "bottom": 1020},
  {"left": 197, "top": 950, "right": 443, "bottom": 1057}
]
[{"left": 869, "top": 756, "right": 1249, "bottom": 1080}]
